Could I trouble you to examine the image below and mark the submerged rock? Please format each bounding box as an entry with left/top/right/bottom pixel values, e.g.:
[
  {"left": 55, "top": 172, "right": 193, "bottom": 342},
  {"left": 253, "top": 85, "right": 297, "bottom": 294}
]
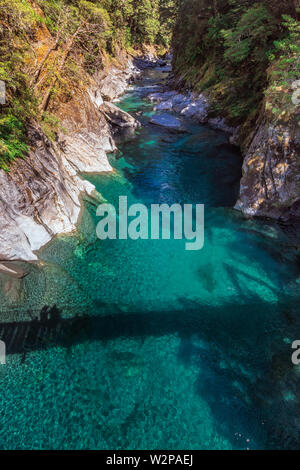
[{"left": 0, "top": 263, "right": 28, "bottom": 279}]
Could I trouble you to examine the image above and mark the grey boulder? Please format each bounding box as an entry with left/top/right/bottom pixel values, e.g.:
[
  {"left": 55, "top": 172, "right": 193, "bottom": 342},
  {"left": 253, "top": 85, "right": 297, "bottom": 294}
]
[
  {"left": 101, "top": 102, "right": 141, "bottom": 128},
  {"left": 150, "top": 113, "right": 184, "bottom": 131}
]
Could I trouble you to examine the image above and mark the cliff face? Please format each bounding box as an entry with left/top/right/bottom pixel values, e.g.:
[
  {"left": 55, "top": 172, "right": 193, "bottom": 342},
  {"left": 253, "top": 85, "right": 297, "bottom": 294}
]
[
  {"left": 0, "top": 0, "right": 171, "bottom": 268},
  {"left": 171, "top": 0, "right": 300, "bottom": 220},
  {"left": 235, "top": 117, "right": 300, "bottom": 219},
  {"left": 0, "top": 57, "right": 140, "bottom": 264}
]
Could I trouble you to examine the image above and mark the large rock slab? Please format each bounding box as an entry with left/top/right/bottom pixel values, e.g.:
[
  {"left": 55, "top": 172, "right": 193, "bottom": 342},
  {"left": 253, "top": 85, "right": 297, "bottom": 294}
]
[
  {"left": 154, "top": 100, "right": 174, "bottom": 111},
  {"left": 150, "top": 113, "right": 184, "bottom": 131},
  {"left": 57, "top": 88, "right": 116, "bottom": 172},
  {"left": 180, "top": 94, "right": 210, "bottom": 122},
  {"left": 101, "top": 102, "right": 141, "bottom": 128},
  {"left": 0, "top": 125, "right": 97, "bottom": 261},
  {"left": 95, "top": 61, "right": 136, "bottom": 102},
  {"left": 235, "top": 122, "right": 300, "bottom": 219},
  {"left": 0, "top": 263, "right": 28, "bottom": 278}
]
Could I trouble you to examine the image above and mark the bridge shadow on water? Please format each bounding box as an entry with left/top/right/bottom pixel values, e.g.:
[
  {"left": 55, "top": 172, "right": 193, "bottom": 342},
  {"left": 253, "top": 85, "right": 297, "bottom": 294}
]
[
  {"left": 0, "top": 298, "right": 299, "bottom": 450},
  {"left": 0, "top": 298, "right": 288, "bottom": 356}
]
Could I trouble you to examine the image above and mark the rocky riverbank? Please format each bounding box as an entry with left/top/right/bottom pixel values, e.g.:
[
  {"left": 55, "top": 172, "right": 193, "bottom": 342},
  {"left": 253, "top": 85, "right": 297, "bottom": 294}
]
[
  {"left": 147, "top": 85, "right": 300, "bottom": 222},
  {"left": 170, "top": 0, "right": 300, "bottom": 223},
  {"left": 0, "top": 56, "right": 153, "bottom": 272}
]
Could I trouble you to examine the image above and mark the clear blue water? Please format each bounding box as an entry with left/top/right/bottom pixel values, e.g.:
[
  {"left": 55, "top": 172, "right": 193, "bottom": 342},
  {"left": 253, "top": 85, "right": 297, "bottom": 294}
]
[{"left": 0, "top": 68, "right": 299, "bottom": 450}]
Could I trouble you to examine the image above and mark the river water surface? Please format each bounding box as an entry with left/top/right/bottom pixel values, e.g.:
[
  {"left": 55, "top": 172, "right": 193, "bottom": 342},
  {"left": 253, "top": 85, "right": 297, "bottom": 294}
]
[{"left": 0, "top": 67, "right": 299, "bottom": 450}]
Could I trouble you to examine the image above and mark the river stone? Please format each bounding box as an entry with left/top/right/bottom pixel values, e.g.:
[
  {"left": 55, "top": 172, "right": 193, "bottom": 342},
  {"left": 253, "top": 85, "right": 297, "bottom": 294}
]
[
  {"left": 149, "top": 91, "right": 210, "bottom": 123},
  {"left": 0, "top": 263, "right": 28, "bottom": 278},
  {"left": 160, "top": 64, "right": 172, "bottom": 73},
  {"left": 180, "top": 95, "right": 209, "bottom": 121},
  {"left": 156, "top": 59, "right": 167, "bottom": 67},
  {"left": 171, "top": 95, "right": 192, "bottom": 113},
  {"left": 154, "top": 100, "right": 173, "bottom": 111},
  {"left": 150, "top": 113, "right": 184, "bottom": 131},
  {"left": 148, "top": 91, "right": 177, "bottom": 103},
  {"left": 208, "top": 117, "right": 237, "bottom": 135}
]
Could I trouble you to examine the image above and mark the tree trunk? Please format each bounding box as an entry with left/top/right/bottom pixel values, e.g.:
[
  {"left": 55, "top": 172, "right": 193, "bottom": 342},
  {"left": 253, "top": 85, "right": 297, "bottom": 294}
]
[
  {"left": 39, "top": 23, "right": 83, "bottom": 112},
  {"left": 213, "top": 0, "right": 218, "bottom": 17},
  {"left": 30, "top": 37, "right": 60, "bottom": 88},
  {"left": 293, "top": 0, "right": 300, "bottom": 17}
]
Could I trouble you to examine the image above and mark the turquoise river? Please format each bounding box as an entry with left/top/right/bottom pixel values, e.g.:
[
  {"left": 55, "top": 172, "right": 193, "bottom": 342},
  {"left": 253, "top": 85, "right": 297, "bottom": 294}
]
[{"left": 0, "top": 67, "right": 299, "bottom": 450}]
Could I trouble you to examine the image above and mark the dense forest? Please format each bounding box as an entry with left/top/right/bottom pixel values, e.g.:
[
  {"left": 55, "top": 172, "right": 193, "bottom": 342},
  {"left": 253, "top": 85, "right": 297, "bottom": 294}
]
[
  {"left": 172, "top": 0, "right": 300, "bottom": 142},
  {"left": 0, "top": 0, "right": 299, "bottom": 169}
]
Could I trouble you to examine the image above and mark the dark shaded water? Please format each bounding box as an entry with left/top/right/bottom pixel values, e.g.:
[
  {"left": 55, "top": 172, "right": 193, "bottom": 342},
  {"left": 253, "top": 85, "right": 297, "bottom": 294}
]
[{"left": 0, "top": 68, "right": 299, "bottom": 450}]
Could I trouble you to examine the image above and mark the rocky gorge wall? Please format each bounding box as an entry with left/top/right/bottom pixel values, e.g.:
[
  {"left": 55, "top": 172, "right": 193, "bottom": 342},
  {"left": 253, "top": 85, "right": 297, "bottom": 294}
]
[
  {"left": 169, "top": 0, "right": 300, "bottom": 222},
  {"left": 148, "top": 86, "right": 300, "bottom": 221},
  {"left": 0, "top": 56, "right": 142, "bottom": 273},
  {"left": 234, "top": 116, "right": 300, "bottom": 220}
]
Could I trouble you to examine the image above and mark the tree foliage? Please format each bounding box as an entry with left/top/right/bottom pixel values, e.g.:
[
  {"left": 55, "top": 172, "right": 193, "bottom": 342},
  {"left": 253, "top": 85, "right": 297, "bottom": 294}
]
[
  {"left": 172, "top": 0, "right": 300, "bottom": 125},
  {"left": 0, "top": 0, "right": 178, "bottom": 169}
]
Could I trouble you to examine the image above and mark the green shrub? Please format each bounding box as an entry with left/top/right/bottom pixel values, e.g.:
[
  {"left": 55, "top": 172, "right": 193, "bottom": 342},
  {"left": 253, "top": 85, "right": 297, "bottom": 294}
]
[
  {"left": 0, "top": 116, "right": 28, "bottom": 171},
  {"left": 222, "top": 4, "right": 277, "bottom": 64}
]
